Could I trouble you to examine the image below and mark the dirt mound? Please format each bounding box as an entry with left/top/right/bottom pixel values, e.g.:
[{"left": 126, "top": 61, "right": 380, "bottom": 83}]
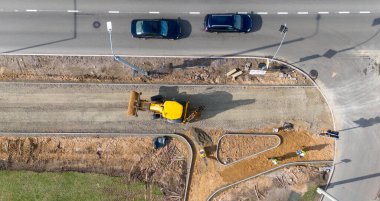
[{"left": 218, "top": 134, "right": 280, "bottom": 164}]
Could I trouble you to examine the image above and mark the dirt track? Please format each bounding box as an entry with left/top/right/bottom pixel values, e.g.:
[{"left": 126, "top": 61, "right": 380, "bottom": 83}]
[{"left": 0, "top": 82, "right": 330, "bottom": 135}]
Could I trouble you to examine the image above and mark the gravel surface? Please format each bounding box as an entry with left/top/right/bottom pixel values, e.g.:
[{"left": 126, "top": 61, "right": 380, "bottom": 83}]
[{"left": 0, "top": 82, "right": 330, "bottom": 135}]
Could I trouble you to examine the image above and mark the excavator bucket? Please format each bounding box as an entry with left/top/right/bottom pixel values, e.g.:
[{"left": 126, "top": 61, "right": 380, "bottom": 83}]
[{"left": 127, "top": 91, "right": 139, "bottom": 116}]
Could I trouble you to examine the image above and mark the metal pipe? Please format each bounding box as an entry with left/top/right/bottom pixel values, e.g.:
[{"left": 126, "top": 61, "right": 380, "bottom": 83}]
[{"left": 316, "top": 187, "right": 338, "bottom": 201}]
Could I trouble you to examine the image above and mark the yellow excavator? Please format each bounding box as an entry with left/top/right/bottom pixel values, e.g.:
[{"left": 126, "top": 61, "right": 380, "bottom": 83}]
[{"left": 127, "top": 91, "right": 204, "bottom": 123}]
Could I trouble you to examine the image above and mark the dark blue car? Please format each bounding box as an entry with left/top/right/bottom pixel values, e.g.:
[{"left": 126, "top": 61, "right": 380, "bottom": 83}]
[
  {"left": 131, "top": 19, "right": 181, "bottom": 39},
  {"left": 204, "top": 14, "right": 253, "bottom": 33}
]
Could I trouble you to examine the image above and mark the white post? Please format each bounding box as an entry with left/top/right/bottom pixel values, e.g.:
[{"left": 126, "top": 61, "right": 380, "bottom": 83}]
[
  {"left": 267, "top": 24, "right": 288, "bottom": 69},
  {"left": 316, "top": 187, "right": 338, "bottom": 201}
]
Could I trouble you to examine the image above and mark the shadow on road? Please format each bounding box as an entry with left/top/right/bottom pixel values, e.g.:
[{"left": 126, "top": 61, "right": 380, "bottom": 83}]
[
  {"left": 294, "top": 17, "right": 380, "bottom": 64},
  {"left": 340, "top": 116, "right": 380, "bottom": 131},
  {"left": 158, "top": 86, "right": 255, "bottom": 120},
  {"left": 3, "top": 0, "right": 78, "bottom": 53},
  {"left": 328, "top": 172, "right": 380, "bottom": 188}
]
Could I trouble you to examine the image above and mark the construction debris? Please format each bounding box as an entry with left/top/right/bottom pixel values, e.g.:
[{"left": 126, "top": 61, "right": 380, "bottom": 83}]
[{"left": 226, "top": 68, "right": 239, "bottom": 76}]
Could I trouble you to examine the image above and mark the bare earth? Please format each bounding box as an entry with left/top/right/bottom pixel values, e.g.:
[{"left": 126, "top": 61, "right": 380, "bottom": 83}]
[
  {"left": 0, "top": 56, "right": 333, "bottom": 201},
  {"left": 0, "top": 135, "right": 189, "bottom": 200},
  {"left": 218, "top": 135, "right": 280, "bottom": 164},
  {"left": 0, "top": 56, "right": 311, "bottom": 85}
]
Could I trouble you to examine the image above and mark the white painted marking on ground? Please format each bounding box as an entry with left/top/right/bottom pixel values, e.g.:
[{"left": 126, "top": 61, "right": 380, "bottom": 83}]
[
  {"left": 14, "top": 9, "right": 19, "bottom": 12},
  {"left": 67, "top": 10, "right": 79, "bottom": 13},
  {"left": 26, "top": 9, "right": 37, "bottom": 12},
  {"left": 149, "top": 11, "right": 160, "bottom": 14},
  {"left": 108, "top": 11, "right": 120, "bottom": 13},
  {"left": 277, "top": 12, "right": 288, "bottom": 15},
  {"left": 318, "top": 11, "right": 329, "bottom": 14},
  {"left": 237, "top": 12, "right": 248, "bottom": 14},
  {"left": 297, "top": 11, "right": 309, "bottom": 14},
  {"left": 359, "top": 11, "right": 371, "bottom": 14},
  {"left": 257, "top": 12, "right": 268, "bottom": 15},
  {"left": 338, "top": 11, "right": 350, "bottom": 14},
  {"left": 189, "top": 12, "right": 200, "bottom": 15}
]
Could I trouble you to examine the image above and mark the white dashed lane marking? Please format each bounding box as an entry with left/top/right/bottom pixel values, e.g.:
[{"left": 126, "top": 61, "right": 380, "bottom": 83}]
[
  {"left": 256, "top": 12, "right": 268, "bottom": 15},
  {"left": 189, "top": 12, "right": 200, "bottom": 15},
  {"left": 318, "top": 11, "right": 329, "bottom": 14},
  {"left": 67, "top": 10, "right": 79, "bottom": 13},
  {"left": 108, "top": 11, "right": 119, "bottom": 13},
  {"left": 359, "top": 11, "right": 371, "bottom": 14},
  {"left": 297, "top": 12, "right": 309, "bottom": 14},
  {"left": 338, "top": 11, "right": 350, "bottom": 14},
  {"left": 26, "top": 9, "right": 37, "bottom": 12},
  {"left": 149, "top": 11, "right": 160, "bottom": 14},
  {"left": 277, "top": 12, "right": 288, "bottom": 15}
]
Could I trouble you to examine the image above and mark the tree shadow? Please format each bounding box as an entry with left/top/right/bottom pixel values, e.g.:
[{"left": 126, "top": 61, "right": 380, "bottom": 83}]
[
  {"left": 158, "top": 86, "right": 255, "bottom": 120},
  {"left": 294, "top": 17, "right": 380, "bottom": 64},
  {"left": 3, "top": 0, "right": 78, "bottom": 53},
  {"left": 339, "top": 116, "right": 380, "bottom": 131},
  {"left": 172, "top": 57, "right": 217, "bottom": 69},
  {"left": 178, "top": 18, "right": 192, "bottom": 39}
]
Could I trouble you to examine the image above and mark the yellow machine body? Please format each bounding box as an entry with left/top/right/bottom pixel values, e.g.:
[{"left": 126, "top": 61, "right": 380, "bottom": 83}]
[{"left": 150, "top": 101, "right": 185, "bottom": 120}]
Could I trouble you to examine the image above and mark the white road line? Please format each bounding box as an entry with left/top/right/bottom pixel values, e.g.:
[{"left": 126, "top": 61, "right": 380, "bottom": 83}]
[
  {"left": 108, "top": 11, "right": 120, "bottom": 14},
  {"left": 297, "top": 11, "right": 309, "bottom": 15},
  {"left": 359, "top": 11, "right": 371, "bottom": 14},
  {"left": 237, "top": 11, "right": 248, "bottom": 14},
  {"left": 67, "top": 10, "right": 79, "bottom": 13},
  {"left": 149, "top": 11, "right": 160, "bottom": 14},
  {"left": 256, "top": 12, "right": 268, "bottom": 15},
  {"left": 318, "top": 11, "right": 329, "bottom": 14},
  {"left": 277, "top": 12, "right": 288, "bottom": 15},
  {"left": 189, "top": 11, "right": 200, "bottom": 15},
  {"left": 338, "top": 11, "right": 350, "bottom": 14},
  {"left": 26, "top": 9, "right": 37, "bottom": 12}
]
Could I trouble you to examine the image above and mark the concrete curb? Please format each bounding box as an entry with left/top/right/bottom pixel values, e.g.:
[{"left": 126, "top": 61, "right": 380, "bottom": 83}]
[{"left": 0, "top": 132, "right": 194, "bottom": 201}]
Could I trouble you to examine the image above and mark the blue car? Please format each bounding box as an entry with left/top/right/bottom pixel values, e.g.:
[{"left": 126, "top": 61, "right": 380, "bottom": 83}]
[
  {"left": 131, "top": 19, "right": 181, "bottom": 39},
  {"left": 204, "top": 13, "right": 253, "bottom": 33}
]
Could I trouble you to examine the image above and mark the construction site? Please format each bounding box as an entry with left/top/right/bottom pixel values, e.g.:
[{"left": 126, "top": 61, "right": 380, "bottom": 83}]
[{"left": 0, "top": 55, "right": 335, "bottom": 201}]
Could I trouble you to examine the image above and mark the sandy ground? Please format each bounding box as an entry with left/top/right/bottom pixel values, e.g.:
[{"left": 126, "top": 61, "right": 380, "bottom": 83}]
[
  {"left": 0, "top": 135, "right": 189, "bottom": 199},
  {"left": 185, "top": 128, "right": 334, "bottom": 201},
  {"left": 214, "top": 165, "right": 331, "bottom": 201},
  {"left": 218, "top": 135, "right": 280, "bottom": 164},
  {"left": 0, "top": 56, "right": 312, "bottom": 85},
  {"left": 0, "top": 55, "right": 334, "bottom": 201}
]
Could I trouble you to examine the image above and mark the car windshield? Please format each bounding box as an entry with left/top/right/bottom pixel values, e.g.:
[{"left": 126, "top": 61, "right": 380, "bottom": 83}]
[
  {"left": 135, "top": 20, "right": 168, "bottom": 36},
  {"left": 233, "top": 15, "right": 242, "bottom": 30},
  {"left": 160, "top": 21, "right": 168, "bottom": 36}
]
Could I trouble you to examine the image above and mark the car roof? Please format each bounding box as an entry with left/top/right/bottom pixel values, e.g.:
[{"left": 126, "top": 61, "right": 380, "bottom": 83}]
[{"left": 208, "top": 14, "right": 235, "bottom": 26}]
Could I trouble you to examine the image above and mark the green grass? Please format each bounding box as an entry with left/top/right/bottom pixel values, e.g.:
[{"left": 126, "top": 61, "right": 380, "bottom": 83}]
[
  {"left": 0, "top": 170, "right": 164, "bottom": 201},
  {"left": 300, "top": 185, "right": 319, "bottom": 201}
]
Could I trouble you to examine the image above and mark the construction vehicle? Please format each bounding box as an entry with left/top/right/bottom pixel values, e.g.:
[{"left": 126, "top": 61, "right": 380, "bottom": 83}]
[{"left": 127, "top": 91, "right": 204, "bottom": 123}]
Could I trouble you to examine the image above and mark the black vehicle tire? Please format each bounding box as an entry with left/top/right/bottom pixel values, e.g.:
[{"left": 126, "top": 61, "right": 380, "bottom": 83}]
[
  {"left": 151, "top": 113, "right": 161, "bottom": 120},
  {"left": 150, "top": 95, "right": 163, "bottom": 102}
]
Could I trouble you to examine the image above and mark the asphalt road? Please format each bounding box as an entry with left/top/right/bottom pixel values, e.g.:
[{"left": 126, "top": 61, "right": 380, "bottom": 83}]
[
  {"left": 0, "top": 0, "right": 380, "bottom": 200},
  {"left": 0, "top": 83, "right": 330, "bottom": 135}
]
